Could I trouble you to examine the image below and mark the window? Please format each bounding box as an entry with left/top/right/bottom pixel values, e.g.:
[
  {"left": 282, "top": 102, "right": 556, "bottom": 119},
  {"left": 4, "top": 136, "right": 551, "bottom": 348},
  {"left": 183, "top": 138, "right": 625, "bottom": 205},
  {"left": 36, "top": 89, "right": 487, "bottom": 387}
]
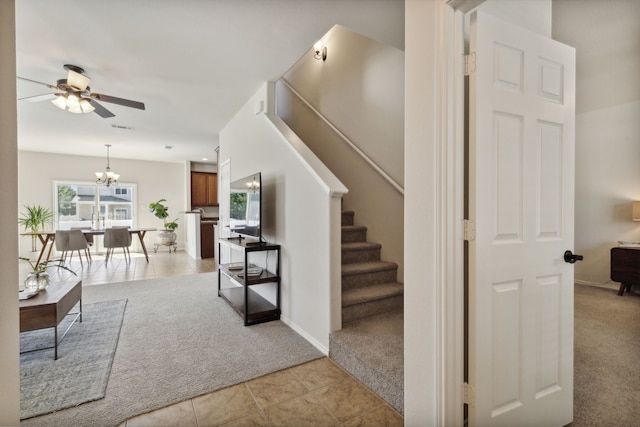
[{"left": 54, "top": 181, "right": 137, "bottom": 230}]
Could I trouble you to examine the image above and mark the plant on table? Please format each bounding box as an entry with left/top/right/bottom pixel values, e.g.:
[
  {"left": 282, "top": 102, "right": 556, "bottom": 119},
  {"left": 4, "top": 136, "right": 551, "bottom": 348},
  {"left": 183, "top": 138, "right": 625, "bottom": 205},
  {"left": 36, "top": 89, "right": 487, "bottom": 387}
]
[
  {"left": 18, "top": 205, "right": 54, "bottom": 252},
  {"left": 19, "top": 257, "right": 76, "bottom": 292}
]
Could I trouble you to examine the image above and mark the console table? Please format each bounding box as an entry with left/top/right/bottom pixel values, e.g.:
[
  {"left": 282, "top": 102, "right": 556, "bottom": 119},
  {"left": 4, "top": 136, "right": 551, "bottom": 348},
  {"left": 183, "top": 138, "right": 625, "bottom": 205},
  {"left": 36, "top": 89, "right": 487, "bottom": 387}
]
[
  {"left": 19, "top": 278, "right": 82, "bottom": 359},
  {"left": 610, "top": 246, "right": 640, "bottom": 296},
  {"left": 218, "top": 238, "right": 280, "bottom": 325}
]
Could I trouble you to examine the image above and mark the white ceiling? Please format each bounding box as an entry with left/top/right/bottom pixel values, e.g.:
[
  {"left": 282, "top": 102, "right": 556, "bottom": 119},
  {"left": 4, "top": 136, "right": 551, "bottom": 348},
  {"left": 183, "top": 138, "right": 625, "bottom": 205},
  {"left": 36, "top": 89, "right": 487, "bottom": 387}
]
[
  {"left": 17, "top": 1, "right": 636, "bottom": 166},
  {"left": 552, "top": 0, "right": 640, "bottom": 114},
  {"left": 14, "top": 0, "right": 404, "bottom": 165}
]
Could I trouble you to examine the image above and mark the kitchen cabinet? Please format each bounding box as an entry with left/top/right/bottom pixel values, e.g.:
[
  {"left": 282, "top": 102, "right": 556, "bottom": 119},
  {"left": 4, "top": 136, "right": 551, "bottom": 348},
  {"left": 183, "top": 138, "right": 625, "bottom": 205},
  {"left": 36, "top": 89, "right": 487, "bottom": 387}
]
[
  {"left": 200, "top": 221, "right": 215, "bottom": 259},
  {"left": 191, "top": 172, "right": 218, "bottom": 206}
]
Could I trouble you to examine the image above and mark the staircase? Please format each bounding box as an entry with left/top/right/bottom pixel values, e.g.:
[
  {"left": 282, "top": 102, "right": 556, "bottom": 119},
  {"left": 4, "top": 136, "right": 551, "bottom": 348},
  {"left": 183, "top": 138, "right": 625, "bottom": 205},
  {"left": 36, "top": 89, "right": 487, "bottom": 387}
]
[{"left": 329, "top": 210, "right": 404, "bottom": 413}]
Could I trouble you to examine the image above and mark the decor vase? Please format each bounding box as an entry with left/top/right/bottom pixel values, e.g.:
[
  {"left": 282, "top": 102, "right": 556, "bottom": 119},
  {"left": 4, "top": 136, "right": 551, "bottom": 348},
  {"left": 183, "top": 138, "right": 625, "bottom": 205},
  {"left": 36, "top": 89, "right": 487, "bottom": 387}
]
[
  {"left": 25, "top": 271, "right": 50, "bottom": 292},
  {"left": 156, "top": 230, "right": 177, "bottom": 246}
]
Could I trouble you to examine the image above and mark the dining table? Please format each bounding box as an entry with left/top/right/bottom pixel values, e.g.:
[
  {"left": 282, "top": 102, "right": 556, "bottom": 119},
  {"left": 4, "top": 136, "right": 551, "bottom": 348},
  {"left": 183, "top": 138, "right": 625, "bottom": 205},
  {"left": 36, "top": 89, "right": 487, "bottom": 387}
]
[{"left": 21, "top": 228, "right": 157, "bottom": 265}]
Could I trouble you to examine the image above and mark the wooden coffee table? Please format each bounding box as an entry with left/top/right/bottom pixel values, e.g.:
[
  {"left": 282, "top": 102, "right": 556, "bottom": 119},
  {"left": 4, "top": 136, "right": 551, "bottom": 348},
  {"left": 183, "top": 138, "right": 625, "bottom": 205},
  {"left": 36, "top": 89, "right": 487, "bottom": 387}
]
[{"left": 19, "top": 278, "right": 82, "bottom": 359}]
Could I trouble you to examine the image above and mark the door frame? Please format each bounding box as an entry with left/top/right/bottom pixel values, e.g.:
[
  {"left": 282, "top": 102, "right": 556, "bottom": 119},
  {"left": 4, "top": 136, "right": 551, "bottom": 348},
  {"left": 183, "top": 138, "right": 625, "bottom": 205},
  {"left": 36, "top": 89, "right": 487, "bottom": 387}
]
[{"left": 404, "top": 0, "right": 469, "bottom": 425}]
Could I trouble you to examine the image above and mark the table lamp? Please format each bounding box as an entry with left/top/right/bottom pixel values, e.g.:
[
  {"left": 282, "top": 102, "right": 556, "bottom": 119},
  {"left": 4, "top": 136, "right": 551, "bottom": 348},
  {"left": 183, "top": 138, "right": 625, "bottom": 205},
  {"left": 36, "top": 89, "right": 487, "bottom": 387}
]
[{"left": 633, "top": 201, "right": 640, "bottom": 221}]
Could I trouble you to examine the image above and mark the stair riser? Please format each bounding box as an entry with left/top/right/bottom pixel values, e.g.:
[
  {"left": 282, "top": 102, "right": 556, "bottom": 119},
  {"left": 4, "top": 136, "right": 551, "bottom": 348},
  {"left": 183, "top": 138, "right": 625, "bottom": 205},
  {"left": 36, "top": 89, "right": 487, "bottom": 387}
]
[
  {"left": 342, "top": 269, "right": 398, "bottom": 290},
  {"left": 342, "top": 295, "right": 403, "bottom": 324},
  {"left": 341, "top": 212, "right": 354, "bottom": 227},
  {"left": 342, "top": 247, "right": 381, "bottom": 264},
  {"left": 341, "top": 229, "right": 367, "bottom": 243}
]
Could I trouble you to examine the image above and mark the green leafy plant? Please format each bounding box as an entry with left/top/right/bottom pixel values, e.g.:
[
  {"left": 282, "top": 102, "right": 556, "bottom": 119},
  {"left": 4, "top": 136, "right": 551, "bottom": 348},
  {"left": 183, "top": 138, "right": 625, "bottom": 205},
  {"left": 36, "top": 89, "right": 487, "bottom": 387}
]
[
  {"left": 19, "top": 257, "right": 77, "bottom": 275},
  {"left": 149, "top": 199, "right": 179, "bottom": 231},
  {"left": 18, "top": 205, "right": 54, "bottom": 252}
]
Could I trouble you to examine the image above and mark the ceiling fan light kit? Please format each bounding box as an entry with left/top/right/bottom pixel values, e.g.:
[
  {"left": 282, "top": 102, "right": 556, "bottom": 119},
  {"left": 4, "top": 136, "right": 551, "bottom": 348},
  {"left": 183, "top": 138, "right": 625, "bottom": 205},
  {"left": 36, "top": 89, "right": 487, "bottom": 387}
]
[
  {"left": 18, "top": 64, "right": 145, "bottom": 118},
  {"left": 52, "top": 92, "right": 95, "bottom": 114}
]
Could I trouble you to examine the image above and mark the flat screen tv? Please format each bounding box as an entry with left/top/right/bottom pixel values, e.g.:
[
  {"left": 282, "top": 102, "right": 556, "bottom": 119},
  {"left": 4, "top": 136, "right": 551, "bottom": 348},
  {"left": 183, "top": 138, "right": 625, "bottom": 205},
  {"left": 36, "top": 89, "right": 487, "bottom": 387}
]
[{"left": 229, "top": 172, "right": 262, "bottom": 242}]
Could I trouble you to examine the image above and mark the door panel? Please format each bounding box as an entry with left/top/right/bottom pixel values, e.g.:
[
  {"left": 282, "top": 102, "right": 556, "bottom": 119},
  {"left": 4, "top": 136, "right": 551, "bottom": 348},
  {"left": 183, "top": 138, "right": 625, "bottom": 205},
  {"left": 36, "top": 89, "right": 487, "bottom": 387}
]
[{"left": 468, "top": 11, "right": 576, "bottom": 427}]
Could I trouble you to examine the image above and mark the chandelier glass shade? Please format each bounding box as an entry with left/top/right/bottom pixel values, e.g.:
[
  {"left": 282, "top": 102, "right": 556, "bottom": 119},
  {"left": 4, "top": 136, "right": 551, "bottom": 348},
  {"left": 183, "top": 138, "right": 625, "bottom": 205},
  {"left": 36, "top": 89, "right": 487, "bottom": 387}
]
[
  {"left": 52, "top": 93, "right": 95, "bottom": 114},
  {"left": 95, "top": 144, "right": 119, "bottom": 187}
]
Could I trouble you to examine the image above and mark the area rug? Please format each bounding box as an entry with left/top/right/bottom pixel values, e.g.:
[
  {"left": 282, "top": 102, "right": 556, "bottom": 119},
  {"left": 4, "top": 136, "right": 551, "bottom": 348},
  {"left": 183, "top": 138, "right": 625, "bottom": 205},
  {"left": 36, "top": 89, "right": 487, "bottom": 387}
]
[
  {"left": 20, "top": 273, "right": 324, "bottom": 427},
  {"left": 20, "top": 299, "right": 127, "bottom": 420}
]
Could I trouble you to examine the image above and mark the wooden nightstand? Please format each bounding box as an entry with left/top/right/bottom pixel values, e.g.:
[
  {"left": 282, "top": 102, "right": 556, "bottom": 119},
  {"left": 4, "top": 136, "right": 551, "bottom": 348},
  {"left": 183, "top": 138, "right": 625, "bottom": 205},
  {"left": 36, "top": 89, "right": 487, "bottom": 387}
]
[{"left": 611, "top": 246, "right": 640, "bottom": 296}]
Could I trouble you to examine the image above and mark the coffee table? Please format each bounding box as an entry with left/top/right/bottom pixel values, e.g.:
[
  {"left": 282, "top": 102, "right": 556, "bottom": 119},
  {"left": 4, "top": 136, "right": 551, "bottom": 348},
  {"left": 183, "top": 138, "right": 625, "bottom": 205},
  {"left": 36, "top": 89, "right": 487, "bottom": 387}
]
[{"left": 19, "top": 278, "right": 82, "bottom": 359}]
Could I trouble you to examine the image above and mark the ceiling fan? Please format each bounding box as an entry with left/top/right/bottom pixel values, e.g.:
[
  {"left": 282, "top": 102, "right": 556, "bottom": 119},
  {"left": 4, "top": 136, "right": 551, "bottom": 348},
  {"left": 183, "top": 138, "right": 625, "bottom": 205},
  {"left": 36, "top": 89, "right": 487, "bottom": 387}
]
[{"left": 17, "top": 64, "right": 145, "bottom": 118}]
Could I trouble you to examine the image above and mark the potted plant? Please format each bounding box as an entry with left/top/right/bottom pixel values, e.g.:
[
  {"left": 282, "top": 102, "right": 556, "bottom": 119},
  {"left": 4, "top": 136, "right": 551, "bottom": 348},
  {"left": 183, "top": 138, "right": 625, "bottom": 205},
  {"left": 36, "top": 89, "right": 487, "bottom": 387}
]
[
  {"left": 18, "top": 205, "right": 54, "bottom": 259},
  {"left": 19, "top": 257, "right": 76, "bottom": 292},
  {"left": 149, "top": 199, "right": 179, "bottom": 251}
]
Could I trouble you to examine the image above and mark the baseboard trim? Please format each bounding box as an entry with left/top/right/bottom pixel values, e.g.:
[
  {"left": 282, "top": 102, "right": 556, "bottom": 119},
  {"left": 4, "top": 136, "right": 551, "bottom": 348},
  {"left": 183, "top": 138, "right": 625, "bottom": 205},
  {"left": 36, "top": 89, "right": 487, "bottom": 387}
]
[
  {"left": 575, "top": 279, "right": 617, "bottom": 290},
  {"left": 280, "top": 315, "right": 329, "bottom": 356}
]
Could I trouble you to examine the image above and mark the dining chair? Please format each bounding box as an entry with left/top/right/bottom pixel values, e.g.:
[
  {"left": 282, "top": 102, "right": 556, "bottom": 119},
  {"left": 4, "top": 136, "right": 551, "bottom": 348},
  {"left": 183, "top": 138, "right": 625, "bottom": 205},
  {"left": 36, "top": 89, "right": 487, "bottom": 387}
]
[
  {"left": 104, "top": 227, "right": 132, "bottom": 262},
  {"left": 55, "top": 229, "right": 92, "bottom": 265},
  {"left": 70, "top": 226, "right": 94, "bottom": 247}
]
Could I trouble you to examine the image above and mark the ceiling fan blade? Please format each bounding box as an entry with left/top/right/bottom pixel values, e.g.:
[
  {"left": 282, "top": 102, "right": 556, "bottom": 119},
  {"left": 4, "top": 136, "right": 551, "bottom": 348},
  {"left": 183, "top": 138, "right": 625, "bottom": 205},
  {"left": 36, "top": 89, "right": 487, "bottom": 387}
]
[
  {"left": 88, "top": 99, "right": 115, "bottom": 118},
  {"left": 18, "top": 93, "right": 58, "bottom": 102},
  {"left": 17, "top": 76, "right": 59, "bottom": 90},
  {"left": 91, "top": 93, "right": 145, "bottom": 110}
]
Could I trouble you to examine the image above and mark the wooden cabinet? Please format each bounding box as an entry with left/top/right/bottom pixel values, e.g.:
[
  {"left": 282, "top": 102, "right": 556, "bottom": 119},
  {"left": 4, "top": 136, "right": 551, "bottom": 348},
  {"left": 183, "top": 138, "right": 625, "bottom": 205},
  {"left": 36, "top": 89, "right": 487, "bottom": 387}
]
[
  {"left": 611, "top": 246, "right": 640, "bottom": 296},
  {"left": 191, "top": 172, "right": 218, "bottom": 206},
  {"left": 200, "top": 221, "right": 215, "bottom": 259}
]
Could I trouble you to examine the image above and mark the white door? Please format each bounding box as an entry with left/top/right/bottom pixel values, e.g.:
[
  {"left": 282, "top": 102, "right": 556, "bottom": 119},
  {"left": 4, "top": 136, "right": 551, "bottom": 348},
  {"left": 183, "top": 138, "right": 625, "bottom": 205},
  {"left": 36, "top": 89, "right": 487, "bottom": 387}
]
[{"left": 468, "top": 11, "right": 576, "bottom": 427}]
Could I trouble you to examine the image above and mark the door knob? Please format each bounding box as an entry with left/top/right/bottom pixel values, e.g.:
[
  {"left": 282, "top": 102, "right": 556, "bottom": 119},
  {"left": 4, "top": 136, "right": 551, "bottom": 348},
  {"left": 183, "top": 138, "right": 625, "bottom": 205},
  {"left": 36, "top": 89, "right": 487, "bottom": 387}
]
[{"left": 564, "top": 250, "right": 584, "bottom": 264}]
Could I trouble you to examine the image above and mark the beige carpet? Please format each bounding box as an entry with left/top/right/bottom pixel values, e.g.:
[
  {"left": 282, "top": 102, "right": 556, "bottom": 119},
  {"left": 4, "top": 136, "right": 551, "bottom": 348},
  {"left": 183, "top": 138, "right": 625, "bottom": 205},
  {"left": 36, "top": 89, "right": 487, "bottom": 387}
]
[
  {"left": 21, "top": 272, "right": 322, "bottom": 427},
  {"left": 573, "top": 284, "right": 640, "bottom": 426}
]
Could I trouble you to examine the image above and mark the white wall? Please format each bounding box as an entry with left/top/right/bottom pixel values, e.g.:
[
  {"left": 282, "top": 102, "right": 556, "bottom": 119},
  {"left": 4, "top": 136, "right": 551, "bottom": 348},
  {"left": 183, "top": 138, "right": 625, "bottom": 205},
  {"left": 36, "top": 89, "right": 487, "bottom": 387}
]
[
  {"left": 552, "top": 0, "right": 640, "bottom": 286},
  {"left": 278, "top": 25, "right": 405, "bottom": 279},
  {"left": 573, "top": 100, "right": 640, "bottom": 285},
  {"left": 220, "top": 83, "right": 345, "bottom": 352},
  {"left": 18, "top": 151, "right": 188, "bottom": 258},
  {"left": 0, "top": 0, "right": 20, "bottom": 423},
  {"left": 282, "top": 24, "right": 405, "bottom": 186}
]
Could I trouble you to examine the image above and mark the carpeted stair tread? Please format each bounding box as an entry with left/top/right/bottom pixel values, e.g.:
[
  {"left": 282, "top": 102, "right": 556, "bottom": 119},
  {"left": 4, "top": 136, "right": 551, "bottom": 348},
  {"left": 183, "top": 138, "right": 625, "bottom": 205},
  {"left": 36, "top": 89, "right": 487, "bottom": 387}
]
[
  {"left": 342, "top": 241, "right": 382, "bottom": 251},
  {"left": 342, "top": 282, "right": 404, "bottom": 307},
  {"left": 330, "top": 309, "right": 404, "bottom": 413},
  {"left": 342, "top": 242, "right": 382, "bottom": 264},
  {"left": 342, "top": 225, "right": 367, "bottom": 231},
  {"left": 342, "top": 260, "right": 398, "bottom": 276},
  {"left": 341, "top": 225, "right": 368, "bottom": 243}
]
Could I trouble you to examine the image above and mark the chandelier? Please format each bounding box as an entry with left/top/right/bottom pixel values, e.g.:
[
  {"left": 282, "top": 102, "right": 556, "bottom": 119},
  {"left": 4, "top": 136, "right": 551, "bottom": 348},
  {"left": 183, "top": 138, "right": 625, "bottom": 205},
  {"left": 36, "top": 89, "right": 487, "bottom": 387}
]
[{"left": 95, "top": 144, "right": 120, "bottom": 186}]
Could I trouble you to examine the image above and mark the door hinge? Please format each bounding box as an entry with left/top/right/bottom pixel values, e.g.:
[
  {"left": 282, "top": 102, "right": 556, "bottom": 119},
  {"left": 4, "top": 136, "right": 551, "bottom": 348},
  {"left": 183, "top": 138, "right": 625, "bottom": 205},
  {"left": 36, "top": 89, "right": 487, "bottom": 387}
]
[
  {"left": 464, "top": 219, "right": 476, "bottom": 241},
  {"left": 464, "top": 53, "right": 476, "bottom": 76},
  {"left": 464, "top": 382, "right": 475, "bottom": 407}
]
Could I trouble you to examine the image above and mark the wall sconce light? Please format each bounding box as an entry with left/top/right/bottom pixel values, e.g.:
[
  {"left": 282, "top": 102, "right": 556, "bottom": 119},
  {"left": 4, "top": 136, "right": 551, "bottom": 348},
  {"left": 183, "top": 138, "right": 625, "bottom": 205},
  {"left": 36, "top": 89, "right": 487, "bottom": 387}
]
[
  {"left": 313, "top": 40, "right": 327, "bottom": 61},
  {"left": 632, "top": 201, "right": 640, "bottom": 221}
]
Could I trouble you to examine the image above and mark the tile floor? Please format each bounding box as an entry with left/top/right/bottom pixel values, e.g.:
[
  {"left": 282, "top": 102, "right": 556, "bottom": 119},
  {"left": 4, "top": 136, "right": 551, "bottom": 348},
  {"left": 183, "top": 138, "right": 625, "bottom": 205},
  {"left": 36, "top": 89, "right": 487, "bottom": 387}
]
[
  {"left": 20, "top": 249, "right": 404, "bottom": 426},
  {"left": 123, "top": 357, "right": 403, "bottom": 427}
]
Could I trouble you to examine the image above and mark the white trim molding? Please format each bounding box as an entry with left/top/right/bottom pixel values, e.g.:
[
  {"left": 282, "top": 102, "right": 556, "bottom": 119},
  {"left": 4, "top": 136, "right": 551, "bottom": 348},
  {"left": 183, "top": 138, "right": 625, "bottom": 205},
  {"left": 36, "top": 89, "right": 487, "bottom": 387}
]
[{"left": 404, "top": 0, "right": 465, "bottom": 425}]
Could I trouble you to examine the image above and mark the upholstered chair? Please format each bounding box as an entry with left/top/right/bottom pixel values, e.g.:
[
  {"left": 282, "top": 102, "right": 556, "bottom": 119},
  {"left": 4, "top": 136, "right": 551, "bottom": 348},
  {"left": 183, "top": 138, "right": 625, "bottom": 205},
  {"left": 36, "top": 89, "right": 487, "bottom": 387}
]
[
  {"left": 55, "top": 229, "right": 92, "bottom": 265},
  {"left": 103, "top": 227, "right": 132, "bottom": 262}
]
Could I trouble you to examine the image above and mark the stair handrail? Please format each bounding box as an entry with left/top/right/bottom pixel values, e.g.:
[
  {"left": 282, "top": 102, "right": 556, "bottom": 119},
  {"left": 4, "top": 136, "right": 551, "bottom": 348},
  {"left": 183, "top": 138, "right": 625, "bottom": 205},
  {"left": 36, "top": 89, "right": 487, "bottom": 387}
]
[{"left": 279, "top": 78, "right": 404, "bottom": 196}]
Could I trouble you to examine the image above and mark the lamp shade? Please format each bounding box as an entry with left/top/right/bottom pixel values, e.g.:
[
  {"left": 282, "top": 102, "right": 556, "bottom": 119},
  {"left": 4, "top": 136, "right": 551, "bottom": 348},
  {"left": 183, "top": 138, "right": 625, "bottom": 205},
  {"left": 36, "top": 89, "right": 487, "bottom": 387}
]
[{"left": 633, "top": 201, "right": 640, "bottom": 221}]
